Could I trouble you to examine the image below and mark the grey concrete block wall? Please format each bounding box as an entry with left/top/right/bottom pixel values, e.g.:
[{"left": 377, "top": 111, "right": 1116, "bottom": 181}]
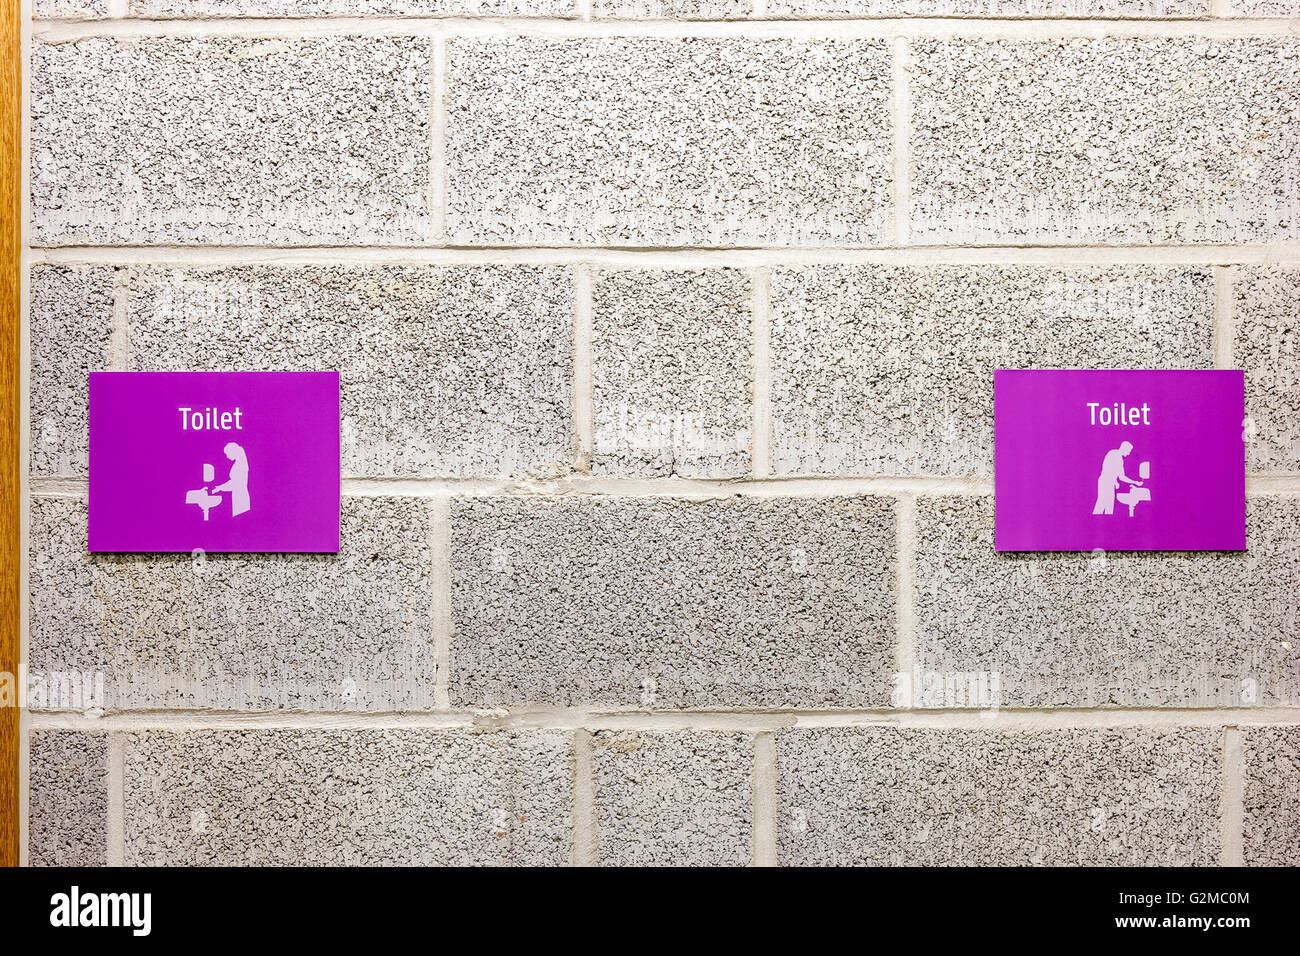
[
  {"left": 1235, "top": 267, "right": 1300, "bottom": 472},
  {"left": 446, "top": 38, "right": 893, "bottom": 246},
  {"left": 126, "top": 265, "right": 574, "bottom": 478},
  {"left": 31, "top": 36, "right": 432, "bottom": 245},
  {"left": 913, "top": 496, "right": 1300, "bottom": 708},
  {"left": 29, "top": 264, "right": 115, "bottom": 477},
  {"left": 29, "top": 495, "right": 438, "bottom": 711},
  {"left": 592, "top": 269, "right": 751, "bottom": 477},
  {"left": 777, "top": 727, "right": 1220, "bottom": 866},
  {"left": 770, "top": 266, "right": 1213, "bottom": 476},
  {"left": 125, "top": 729, "right": 573, "bottom": 865},
  {"left": 592, "top": 731, "right": 751, "bottom": 866},
  {"left": 1242, "top": 726, "right": 1300, "bottom": 866},
  {"left": 911, "top": 39, "right": 1300, "bottom": 245},
  {"left": 28, "top": 731, "right": 109, "bottom": 867},
  {"left": 23, "top": 2, "right": 1300, "bottom": 869},
  {"left": 450, "top": 495, "right": 897, "bottom": 709}
]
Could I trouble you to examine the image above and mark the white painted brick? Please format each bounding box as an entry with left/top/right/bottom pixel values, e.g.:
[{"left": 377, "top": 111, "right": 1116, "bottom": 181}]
[
  {"left": 450, "top": 496, "right": 897, "bottom": 709},
  {"left": 771, "top": 266, "right": 1212, "bottom": 476},
  {"left": 593, "top": 731, "right": 751, "bottom": 866},
  {"left": 592, "top": 269, "right": 750, "bottom": 477},
  {"left": 447, "top": 38, "right": 893, "bottom": 247},
  {"left": 31, "top": 36, "right": 431, "bottom": 245},
  {"left": 778, "top": 727, "right": 1220, "bottom": 865},
  {"left": 1242, "top": 725, "right": 1300, "bottom": 866},
  {"left": 29, "top": 731, "right": 108, "bottom": 868},
  {"left": 29, "top": 496, "right": 439, "bottom": 712},
  {"left": 1235, "top": 267, "right": 1300, "bottom": 472},
  {"left": 126, "top": 265, "right": 573, "bottom": 478},
  {"left": 29, "top": 264, "right": 115, "bottom": 478},
  {"left": 125, "top": 729, "right": 572, "bottom": 865},
  {"left": 913, "top": 496, "right": 1300, "bottom": 708},
  {"left": 911, "top": 39, "right": 1300, "bottom": 245}
]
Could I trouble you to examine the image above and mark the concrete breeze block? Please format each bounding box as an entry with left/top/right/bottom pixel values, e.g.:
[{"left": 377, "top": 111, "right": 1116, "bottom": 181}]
[
  {"left": 127, "top": 265, "right": 573, "bottom": 478},
  {"left": 1235, "top": 267, "right": 1300, "bottom": 472},
  {"left": 911, "top": 39, "right": 1300, "bottom": 245},
  {"left": 778, "top": 727, "right": 1220, "bottom": 865},
  {"left": 913, "top": 497, "right": 1300, "bottom": 708},
  {"left": 33, "top": 0, "right": 110, "bottom": 16},
  {"left": 766, "top": 0, "right": 1202, "bottom": 14},
  {"left": 451, "top": 495, "right": 896, "bottom": 709},
  {"left": 592, "top": 0, "right": 749, "bottom": 16},
  {"left": 770, "top": 266, "right": 1212, "bottom": 476},
  {"left": 28, "top": 731, "right": 109, "bottom": 867},
  {"left": 31, "top": 36, "right": 431, "bottom": 245},
  {"left": 29, "top": 496, "right": 438, "bottom": 712},
  {"left": 1230, "top": 0, "right": 1300, "bottom": 12},
  {"left": 1242, "top": 725, "right": 1300, "bottom": 866},
  {"left": 593, "top": 269, "right": 751, "bottom": 477},
  {"left": 592, "top": 731, "right": 751, "bottom": 866},
  {"left": 132, "top": 0, "right": 572, "bottom": 14},
  {"left": 447, "top": 38, "right": 892, "bottom": 246},
  {"left": 125, "top": 729, "right": 572, "bottom": 865},
  {"left": 29, "top": 264, "right": 115, "bottom": 477}
]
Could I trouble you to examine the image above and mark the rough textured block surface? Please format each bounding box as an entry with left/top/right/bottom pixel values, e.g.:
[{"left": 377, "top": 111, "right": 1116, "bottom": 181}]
[
  {"left": 593, "top": 269, "right": 750, "bottom": 477},
  {"left": 29, "top": 496, "right": 437, "bottom": 711},
  {"left": 31, "top": 36, "right": 431, "bottom": 245},
  {"left": 29, "top": 264, "right": 115, "bottom": 477},
  {"left": 125, "top": 730, "right": 572, "bottom": 865},
  {"left": 34, "top": 0, "right": 109, "bottom": 15},
  {"left": 914, "top": 496, "right": 1300, "bottom": 708},
  {"left": 451, "top": 496, "right": 896, "bottom": 709},
  {"left": 592, "top": 0, "right": 749, "bottom": 16},
  {"left": 133, "top": 0, "right": 572, "bottom": 13},
  {"left": 447, "top": 38, "right": 892, "bottom": 246},
  {"left": 770, "top": 266, "right": 1212, "bottom": 476},
  {"left": 592, "top": 731, "right": 751, "bottom": 866},
  {"left": 767, "top": 0, "right": 1201, "bottom": 13},
  {"left": 1235, "top": 267, "right": 1300, "bottom": 472},
  {"left": 1229, "top": 0, "right": 1300, "bottom": 12},
  {"left": 778, "top": 727, "right": 1220, "bottom": 866},
  {"left": 28, "top": 731, "right": 108, "bottom": 867},
  {"left": 911, "top": 39, "right": 1300, "bottom": 245},
  {"left": 127, "top": 265, "right": 573, "bottom": 478},
  {"left": 1242, "top": 725, "right": 1300, "bottom": 866}
]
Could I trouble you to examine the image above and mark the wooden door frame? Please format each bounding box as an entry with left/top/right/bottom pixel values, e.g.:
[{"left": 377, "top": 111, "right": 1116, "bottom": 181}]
[{"left": 1, "top": 0, "right": 19, "bottom": 869}]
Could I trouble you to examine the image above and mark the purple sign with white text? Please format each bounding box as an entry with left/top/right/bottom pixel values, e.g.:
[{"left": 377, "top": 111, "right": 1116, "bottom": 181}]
[
  {"left": 995, "top": 369, "right": 1245, "bottom": 552},
  {"left": 89, "top": 372, "right": 340, "bottom": 553}
]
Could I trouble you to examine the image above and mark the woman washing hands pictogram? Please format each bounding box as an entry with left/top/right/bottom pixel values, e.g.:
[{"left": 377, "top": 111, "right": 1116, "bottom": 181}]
[{"left": 211, "top": 442, "right": 251, "bottom": 517}]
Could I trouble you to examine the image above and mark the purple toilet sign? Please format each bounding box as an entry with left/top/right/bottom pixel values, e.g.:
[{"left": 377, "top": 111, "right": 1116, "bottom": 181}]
[
  {"left": 89, "top": 372, "right": 340, "bottom": 553},
  {"left": 995, "top": 370, "right": 1245, "bottom": 552}
]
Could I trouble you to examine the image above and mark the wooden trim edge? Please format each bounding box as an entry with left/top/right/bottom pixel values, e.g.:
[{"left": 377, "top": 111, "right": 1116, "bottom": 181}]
[{"left": 1, "top": 0, "right": 20, "bottom": 870}]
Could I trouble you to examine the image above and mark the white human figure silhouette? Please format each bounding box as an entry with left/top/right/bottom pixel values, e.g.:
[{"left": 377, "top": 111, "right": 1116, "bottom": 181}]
[
  {"left": 211, "top": 442, "right": 251, "bottom": 517},
  {"left": 1092, "top": 440, "right": 1142, "bottom": 515}
]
